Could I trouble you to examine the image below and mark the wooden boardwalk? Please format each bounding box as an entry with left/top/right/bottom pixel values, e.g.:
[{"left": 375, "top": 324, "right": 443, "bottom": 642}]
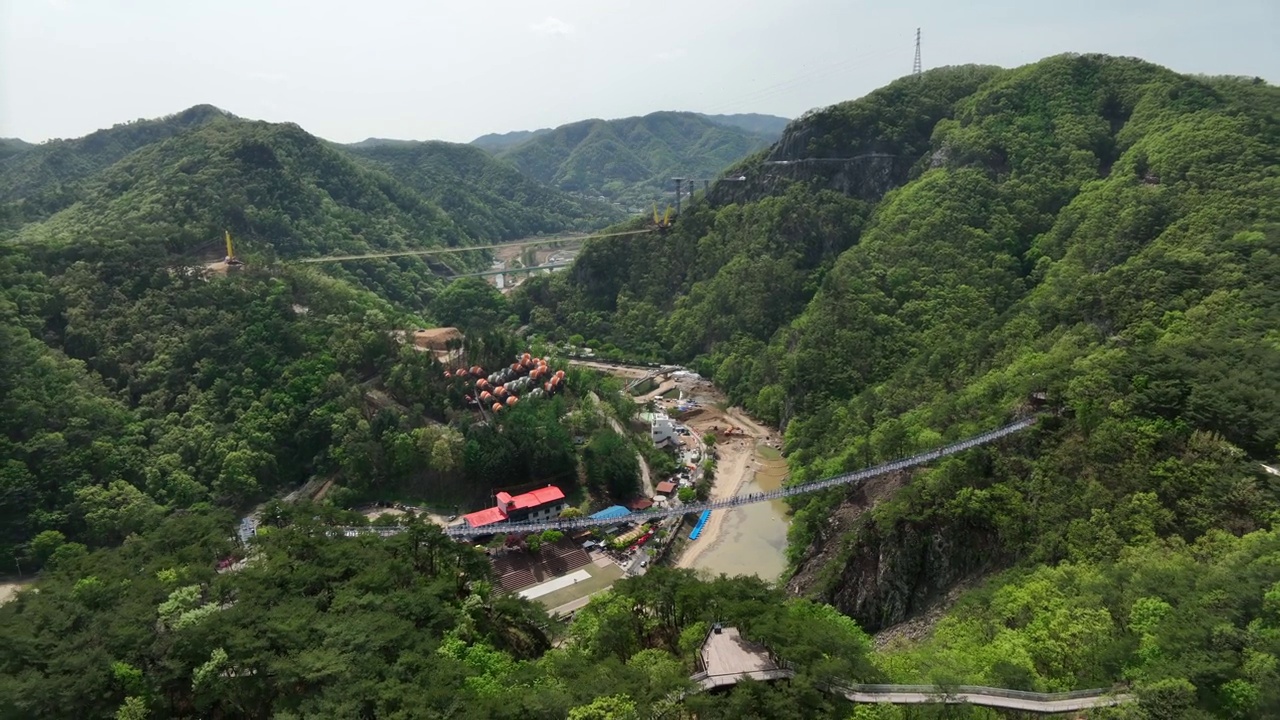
[
  {"left": 678, "top": 626, "right": 1134, "bottom": 716},
  {"left": 829, "top": 684, "right": 1133, "bottom": 713}
]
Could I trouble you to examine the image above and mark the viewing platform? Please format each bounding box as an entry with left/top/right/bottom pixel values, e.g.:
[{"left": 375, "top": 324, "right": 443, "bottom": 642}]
[{"left": 692, "top": 625, "right": 794, "bottom": 691}]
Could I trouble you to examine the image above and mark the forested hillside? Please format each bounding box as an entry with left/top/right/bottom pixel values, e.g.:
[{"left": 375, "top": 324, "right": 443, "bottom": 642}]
[
  {"left": 516, "top": 54, "right": 1280, "bottom": 716},
  {"left": 471, "top": 127, "right": 553, "bottom": 153},
  {"left": 0, "top": 139, "right": 33, "bottom": 163},
  {"left": 0, "top": 510, "right": 875, "bottom": 719},
  {"left": 495, "top": 111, "right": 777, "bottom": 210},
  {"left": 3, "top": 113, "right": 514, "bottom": 304},
  {"left": 0, "top": 105, "right": 228, "bottom": 224},
  {"left": 0, "top": 107, "right": 634, "bottom": 575},
  {"left": 344, "top": 140, "right": 623, "bottom": 240},
  {"left": 3, "top": 52, "right": 1279, "bottom": 720},
  {"left": 696, "top": 112, "right": 791, "bottom": 136}
]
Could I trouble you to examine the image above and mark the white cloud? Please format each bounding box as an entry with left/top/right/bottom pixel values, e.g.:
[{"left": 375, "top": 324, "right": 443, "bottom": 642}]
[
  {"left": 45, "top": 0, "right": 70, "bottom": 11},
  {"left": 529, "top": 17, "right": 574, "bottom": 36},
  {"left": 654, "top": 49, "right": 687, "bottom": 62}
]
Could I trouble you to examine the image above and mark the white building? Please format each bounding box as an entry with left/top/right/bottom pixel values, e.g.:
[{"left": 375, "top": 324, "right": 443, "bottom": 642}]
[{"left": 649, "top": 412, "right": 677, "bottom": 447}]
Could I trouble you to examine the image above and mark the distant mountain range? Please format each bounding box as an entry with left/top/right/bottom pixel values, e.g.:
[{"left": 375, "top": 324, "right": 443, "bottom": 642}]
[
  {"left": 2, "top": 107, "right": 786, "bottom": 238},
  {"left": 344, "top": 140, "right": 622, "bottom": 241},
  {"left": 470, "top": 112, "right": 789, "bottom": 154},
  {"left": 0, "top": 105, "right": 618, "bottom": 271},
  {"left": 470, "top": 128, "right": 555, "bottom": 154},
  {"left": 473, "top": 111, "right": 789, "bottom": 210}
]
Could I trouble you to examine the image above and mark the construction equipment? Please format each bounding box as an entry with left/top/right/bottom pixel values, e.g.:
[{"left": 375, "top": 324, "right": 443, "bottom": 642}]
[
  {"left": 224, "top": 230, "right": 244, "bottom": 267},
  {"left": 652, "top": 204, "right": 675, "bottom": 234}
]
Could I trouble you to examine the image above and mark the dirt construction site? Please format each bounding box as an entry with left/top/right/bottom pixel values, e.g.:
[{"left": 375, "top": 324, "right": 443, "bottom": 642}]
[{"left": 612, "top": 367, "right": 789, "bottom": 574}]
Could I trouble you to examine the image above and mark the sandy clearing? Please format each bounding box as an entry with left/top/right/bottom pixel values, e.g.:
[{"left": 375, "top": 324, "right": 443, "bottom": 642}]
[
  {"left": 567, "top": 360, "right": 654, "bottom": 379},
  {"left": 0, "top": 579, "right": 33, "bottom": 606},
  {"left": 675, "top": 436, "right": 756, "bottom": 569},
  {"left": 633, "top": 379, "right": 677, "bottom": 403}
]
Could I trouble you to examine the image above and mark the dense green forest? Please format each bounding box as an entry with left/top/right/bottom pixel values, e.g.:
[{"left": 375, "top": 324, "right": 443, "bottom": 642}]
[
  {"left": 513, "top": 54, "right": 1280, "bottom": 716},
  {"left": 471, "top": 112, "right": 788, "bottom": 154},
  {"left": 470, "top": 128, "right": 555, "bottom": 154},
  {"left": 492, "top": 111, "right": 780, "bottom": 210},
  {"left": 344, "top": 140, "right": 623, "bottom": 240},
  {"left": 0, "top": 105, "right": 228, "bottom": 220},
  {"left": 695, "top": 113, "right": 791, "bottom": 137},
  {"left": 0, "top": 505, "right": 881, "bottom": 719},
  {"left": 0, "top": 237, "right": 647, "bottom": 575},
  {"left": 3, "top": 52, "right": 1279, "bottom": 719},
  {"left": 0, "top": 105, "right": 643, "bottom": 572}
]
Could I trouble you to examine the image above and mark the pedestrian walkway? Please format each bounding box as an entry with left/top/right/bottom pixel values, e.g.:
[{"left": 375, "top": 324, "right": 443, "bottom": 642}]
[{"left": 669, "top": 626, "right": 1135, "bottom": 716}]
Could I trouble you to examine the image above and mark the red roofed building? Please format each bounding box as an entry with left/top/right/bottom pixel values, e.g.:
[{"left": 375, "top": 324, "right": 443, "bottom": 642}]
[{"left": 463, "top": 485, "right": 568, "bottom": 528}]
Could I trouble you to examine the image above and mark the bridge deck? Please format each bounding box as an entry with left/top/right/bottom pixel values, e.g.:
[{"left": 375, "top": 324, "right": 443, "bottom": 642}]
[
  {"left": 700, "top": 627, "right": 777, "bottom": 679},
  {"left": 831, "top": 686, "right": 1134, "bottom": 713}
]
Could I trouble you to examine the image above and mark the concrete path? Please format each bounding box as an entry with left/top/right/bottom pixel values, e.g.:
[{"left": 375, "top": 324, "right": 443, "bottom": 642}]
[{"left": 518, "top": 569, "right": 592, "bottom": 600}]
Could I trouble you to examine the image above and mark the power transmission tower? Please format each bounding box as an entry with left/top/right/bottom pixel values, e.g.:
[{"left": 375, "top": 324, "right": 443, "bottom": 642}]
[{"left": 912, "top": 28, "right": 922, "bottom": 77}]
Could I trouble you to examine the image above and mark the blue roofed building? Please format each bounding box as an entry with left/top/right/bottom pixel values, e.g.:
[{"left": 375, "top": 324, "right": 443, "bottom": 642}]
[{"left": 589, "top": 505, "right": 631, "bottom": 521}]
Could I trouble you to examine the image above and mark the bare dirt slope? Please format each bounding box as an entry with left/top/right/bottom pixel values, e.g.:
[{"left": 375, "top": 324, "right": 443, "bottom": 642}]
[{"left": 0, "top": 579, "right": 33, "bottom": 607}]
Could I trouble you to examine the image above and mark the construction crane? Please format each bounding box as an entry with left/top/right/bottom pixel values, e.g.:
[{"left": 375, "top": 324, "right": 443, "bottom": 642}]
[
  {"left": 651, "top": 203, "right": 675, "bottom": 234},
  {"left": 224, "top": 230, "right": 243, "bottom": 267}
]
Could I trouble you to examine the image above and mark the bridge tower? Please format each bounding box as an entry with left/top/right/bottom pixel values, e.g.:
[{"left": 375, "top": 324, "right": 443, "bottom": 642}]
[{"left": 912, "top": 28, "right": 922, "bottom": 77}]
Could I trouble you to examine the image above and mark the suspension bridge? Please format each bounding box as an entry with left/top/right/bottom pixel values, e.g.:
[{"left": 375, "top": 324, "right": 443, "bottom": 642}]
[
  {"left": 291, "top": 228, "right": 653, "bottom": 264},
  {"left": 338, "top": 415, "right": 1038, "bottom": 540}
]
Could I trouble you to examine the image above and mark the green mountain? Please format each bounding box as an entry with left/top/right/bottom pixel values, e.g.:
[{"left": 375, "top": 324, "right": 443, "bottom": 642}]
[
  {"left": 696, "top": 112, "right": 790, "bottom": 136},
  {"left": 344, "top": 137, "right": 418, "bottom": 149},
  {"left": 0, "top": 112, "right": 518, "bottom": 573},
  {"left": 516, "top": 54, "right": 1280, "bottom": 712},
  {"left": 471, "top": 127, "right": 553, "bottom": 153},
  {"left": 0, "top": 138, "right": 33, "bottom": 163},
  {"left": 493, "top": 111, "right": 777, "bottom": 210},
  {"left": 12, "top": 116, "right": 493, "bottom": 304},
  {"left": 3, "top": 55, "right": 1280, "bottom": 720},
  {"left": 0, "top": 105, "right": 229, "bottom": 221},
  {"left": 471, "top": 112, "right": 789, "bottom": 156},
  {"left": 344, "top": 140, "right": 624, "bottom": 241}
]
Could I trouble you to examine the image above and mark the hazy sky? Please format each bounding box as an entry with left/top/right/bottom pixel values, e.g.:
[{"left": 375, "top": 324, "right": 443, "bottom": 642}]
[{"left": 2, "top": 0, "right": 1277, "bottom": 144}]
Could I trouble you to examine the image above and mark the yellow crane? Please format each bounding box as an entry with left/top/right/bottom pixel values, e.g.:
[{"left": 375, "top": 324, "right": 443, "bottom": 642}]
[
  {"left": 224, "top": 230, "right": 243, "bottom": 267},
  {"left": 651, "top": 203, "right": 674, "bottom": 233}
]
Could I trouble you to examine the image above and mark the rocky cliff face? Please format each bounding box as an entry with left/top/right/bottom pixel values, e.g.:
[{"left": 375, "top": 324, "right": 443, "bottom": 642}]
[
  {"left": 708, "top": 65, "right": 1001, "bottom": 209},
  {"left": 786, "top": 471, "right": 1010, "bottom": 634},
  {"left": 707, "top": 142, "right": 912, "bottom": 208}
]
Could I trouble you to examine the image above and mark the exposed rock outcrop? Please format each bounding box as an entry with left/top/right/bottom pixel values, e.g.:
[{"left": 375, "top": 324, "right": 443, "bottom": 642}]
[{"left": 786, "top": 470, "right": 1010, "bottom": 634}]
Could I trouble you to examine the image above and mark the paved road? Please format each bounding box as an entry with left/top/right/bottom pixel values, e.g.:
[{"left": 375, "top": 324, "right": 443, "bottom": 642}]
[{"left": 592, "top": 390, "right": 656, "bottom": 499}]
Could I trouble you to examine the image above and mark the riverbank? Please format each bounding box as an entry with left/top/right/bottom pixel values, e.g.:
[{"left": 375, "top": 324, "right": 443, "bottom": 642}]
[
  {"left": 675, "top": 434, "right": 756, "bottom": 570},
  {"left": 676, "top": 440, "right": 791, "bottom": 580}
]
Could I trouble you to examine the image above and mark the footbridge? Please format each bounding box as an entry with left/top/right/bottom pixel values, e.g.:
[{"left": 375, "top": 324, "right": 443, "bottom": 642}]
[
  {"left": 343, "top": 415, "right": 1038, "bottom": 540},
  {"left": 649, "top": 624, "right": 1131, "bottom": 718},
  {"left": 825, "top": 683, "right": 1133, "bottom": 713}
]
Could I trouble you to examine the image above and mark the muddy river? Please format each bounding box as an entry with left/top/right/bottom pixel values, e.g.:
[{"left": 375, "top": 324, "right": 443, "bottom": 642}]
[{"left": 685, "top": 446, "right": 791, "bottom": 583}]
